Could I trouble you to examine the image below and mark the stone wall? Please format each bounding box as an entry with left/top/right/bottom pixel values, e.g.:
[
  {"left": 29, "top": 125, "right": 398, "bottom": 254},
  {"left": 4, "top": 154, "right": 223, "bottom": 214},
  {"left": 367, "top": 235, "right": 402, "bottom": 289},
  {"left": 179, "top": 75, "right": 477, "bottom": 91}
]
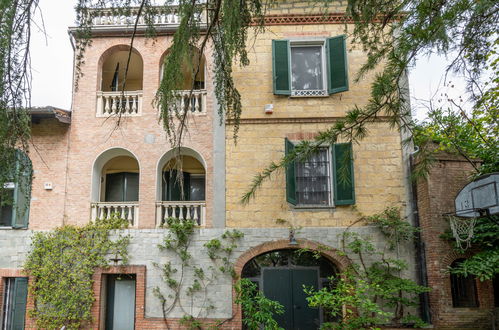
[{"left": 0, "top": 226, "right": 417, "bottom": 324}]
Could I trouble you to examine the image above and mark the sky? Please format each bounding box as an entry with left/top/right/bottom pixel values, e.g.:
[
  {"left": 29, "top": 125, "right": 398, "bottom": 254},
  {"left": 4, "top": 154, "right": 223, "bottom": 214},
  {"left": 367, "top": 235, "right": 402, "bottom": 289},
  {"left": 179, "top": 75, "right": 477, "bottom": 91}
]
[{"left": 29, "top": 1, "right": 467, "bottom": 122}]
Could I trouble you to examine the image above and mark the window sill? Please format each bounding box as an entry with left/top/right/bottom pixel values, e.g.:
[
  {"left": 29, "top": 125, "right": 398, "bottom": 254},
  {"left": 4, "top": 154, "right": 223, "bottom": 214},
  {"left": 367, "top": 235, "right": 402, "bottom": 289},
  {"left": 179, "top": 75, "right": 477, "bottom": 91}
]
[
  {"left": 290, "top": 90, "right": 328, "bottom": 98},
  {"left": 291, "top": 205, "right": 335, "bottom": 211}
]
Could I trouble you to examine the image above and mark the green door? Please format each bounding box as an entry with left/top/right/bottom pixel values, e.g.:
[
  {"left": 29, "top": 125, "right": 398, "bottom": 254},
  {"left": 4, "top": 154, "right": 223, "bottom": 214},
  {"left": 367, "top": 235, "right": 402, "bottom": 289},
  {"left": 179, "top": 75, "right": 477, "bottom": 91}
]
[{"left": 263, "top": 268, "right": 320, "bottom": 329}]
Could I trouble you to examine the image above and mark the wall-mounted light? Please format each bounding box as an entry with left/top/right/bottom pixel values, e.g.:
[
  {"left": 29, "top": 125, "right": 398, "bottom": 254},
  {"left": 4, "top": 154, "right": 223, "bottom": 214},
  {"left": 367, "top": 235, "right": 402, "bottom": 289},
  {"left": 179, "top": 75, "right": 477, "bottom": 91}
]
[
  {"left": 289, "top": 229, "right": 298, "bottom": 245},
  {"left": 264, "top": 104, "right": 274, "bottom": 114}
]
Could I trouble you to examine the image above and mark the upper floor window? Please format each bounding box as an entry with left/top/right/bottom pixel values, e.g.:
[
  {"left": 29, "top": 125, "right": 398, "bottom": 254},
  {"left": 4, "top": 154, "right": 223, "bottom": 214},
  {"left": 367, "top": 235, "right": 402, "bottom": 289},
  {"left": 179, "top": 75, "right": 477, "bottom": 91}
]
[
  {"left": 156, "top": 151, "right": 206, "bottom": 226},
  {"left": 97, "top": 47, "right": 143, "bottom": 117},
  {"left": 450, "top": 259, "right": 479, "bottom": 307},
  {"left": 100, "top": 48, "right": 143, "bottom": 92},
  {"left": 159, "top": 47, "right": 207, "bottom": 114},
  {"left": 272, "top": 36, "right": 348, "bottom": 97},
  {"left": 285, "top": 139, "right": 355, "bottom": 207},
  {"left": 91, "top": 153, "right": 139, "bottom": 226},
  {"left": 0, "top": 150, "right": 31, "bottom": 229}
]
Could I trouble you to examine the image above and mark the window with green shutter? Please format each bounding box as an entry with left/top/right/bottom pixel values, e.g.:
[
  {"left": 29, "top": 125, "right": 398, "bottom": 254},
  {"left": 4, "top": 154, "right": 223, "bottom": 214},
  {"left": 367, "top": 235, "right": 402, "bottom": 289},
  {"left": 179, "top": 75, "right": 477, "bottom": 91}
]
[
  {"left": 285, "top": 140, "right": 355, "bottom": 207},
  {"left": 0, "top": 150, "right": 32, "bottom": 229},
  {"left": 272, "top": 36, "right": 348, "bottom": 96},
  {"left": 2, "top": 277, "right": 28, "bottom": 330}
]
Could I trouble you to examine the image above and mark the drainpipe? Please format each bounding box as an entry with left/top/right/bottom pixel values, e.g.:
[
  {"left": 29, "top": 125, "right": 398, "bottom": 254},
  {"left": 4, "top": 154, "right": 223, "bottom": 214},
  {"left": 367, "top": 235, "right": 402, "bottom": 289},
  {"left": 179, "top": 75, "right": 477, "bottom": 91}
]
[{"left": 410, "top": 149, "right": 431, "bottom": 324}]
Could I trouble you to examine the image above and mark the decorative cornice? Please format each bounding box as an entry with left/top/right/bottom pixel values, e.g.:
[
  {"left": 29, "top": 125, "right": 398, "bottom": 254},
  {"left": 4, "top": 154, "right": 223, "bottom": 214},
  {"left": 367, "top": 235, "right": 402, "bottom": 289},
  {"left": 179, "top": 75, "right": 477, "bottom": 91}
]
[
  {"left": 258, "top": 13, "right": 352, "bottom": 26},
  {"left": 227, "top": 116, "right": 391, "bottom": 125}
]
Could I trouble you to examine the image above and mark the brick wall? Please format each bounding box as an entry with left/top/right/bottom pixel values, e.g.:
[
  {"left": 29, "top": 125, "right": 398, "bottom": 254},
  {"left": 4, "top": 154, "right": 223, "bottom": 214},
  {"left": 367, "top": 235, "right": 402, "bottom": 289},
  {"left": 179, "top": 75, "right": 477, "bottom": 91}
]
[{"left": 416, "top": 154, "right": 496, "bottom": 329}]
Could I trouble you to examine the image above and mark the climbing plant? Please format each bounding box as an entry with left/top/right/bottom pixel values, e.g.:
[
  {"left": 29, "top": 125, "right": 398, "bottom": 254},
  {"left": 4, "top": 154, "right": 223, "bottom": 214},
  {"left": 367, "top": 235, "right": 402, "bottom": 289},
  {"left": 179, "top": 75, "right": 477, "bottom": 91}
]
[
  {"left": 24, "top": 216, "right": 130, "bottom": 330},
  {"left": 153, "top": 217, "right": 244, "bottom": 329},
  {"left": 235, "top": 278, "right": 284, "bottom": 330},
  {"left": 305, "top": 207, "right": 429, "bottom": 329}
]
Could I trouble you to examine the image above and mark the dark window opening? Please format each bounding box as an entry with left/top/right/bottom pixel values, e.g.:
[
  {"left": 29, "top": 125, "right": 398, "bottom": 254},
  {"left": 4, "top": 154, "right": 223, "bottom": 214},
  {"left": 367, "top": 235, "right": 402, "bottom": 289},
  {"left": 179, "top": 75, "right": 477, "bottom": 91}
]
[
  {"left": 450, "top": 259, "right": 479, "bottom": 308},
  {"left": 2, "top": 277, "right": 28, "bottom": 330},
  {"left": 105, "top": 172, "right": 139, "bottom": 202}
]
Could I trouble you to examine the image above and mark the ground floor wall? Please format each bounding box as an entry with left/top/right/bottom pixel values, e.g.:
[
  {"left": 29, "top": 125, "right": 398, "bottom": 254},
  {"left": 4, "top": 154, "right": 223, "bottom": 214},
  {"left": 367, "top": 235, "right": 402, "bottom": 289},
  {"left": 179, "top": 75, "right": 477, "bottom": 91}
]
[{"left": 0, "top": 227, "right": 417, "bottom": 329}]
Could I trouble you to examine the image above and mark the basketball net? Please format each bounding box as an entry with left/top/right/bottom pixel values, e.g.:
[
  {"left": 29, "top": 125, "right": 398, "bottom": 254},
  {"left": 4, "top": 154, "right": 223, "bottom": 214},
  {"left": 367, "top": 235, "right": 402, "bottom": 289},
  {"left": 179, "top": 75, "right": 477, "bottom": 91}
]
[{"left": 446, "top": 215, "right": 477, "bottom": 250}]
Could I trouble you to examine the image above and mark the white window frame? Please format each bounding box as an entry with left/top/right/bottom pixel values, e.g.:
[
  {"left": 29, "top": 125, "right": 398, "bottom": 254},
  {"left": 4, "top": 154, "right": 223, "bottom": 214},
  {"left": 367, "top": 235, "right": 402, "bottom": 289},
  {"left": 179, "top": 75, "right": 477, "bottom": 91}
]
[
  {"left": 289, "top": 39, "right": 328, "bottom": 97},
  {"left": 294, "top": 146, "right": 334, "bottom": 208}
]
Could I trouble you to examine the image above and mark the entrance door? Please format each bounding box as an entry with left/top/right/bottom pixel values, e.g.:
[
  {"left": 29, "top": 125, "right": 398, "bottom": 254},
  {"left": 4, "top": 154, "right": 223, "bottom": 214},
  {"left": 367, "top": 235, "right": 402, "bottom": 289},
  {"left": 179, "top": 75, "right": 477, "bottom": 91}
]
[
  {"left": 105, "top": 275, "right": 136, "bottom": 330},
  {"left": 263, "top": 268, "right": 320, "bottom": 329}
]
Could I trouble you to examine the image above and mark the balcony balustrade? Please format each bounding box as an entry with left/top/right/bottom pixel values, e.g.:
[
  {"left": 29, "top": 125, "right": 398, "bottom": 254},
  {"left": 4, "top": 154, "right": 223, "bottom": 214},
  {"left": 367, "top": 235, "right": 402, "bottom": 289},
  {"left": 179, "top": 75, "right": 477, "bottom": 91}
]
[
  {"left": 90, "top": 7, "right": 205, "bottom": 27},
  {"left": 156, "top": 201, "right": 206, "bottom": 227},
  {"left": 91, "top": 202, "right": 139, "bottom": 227},
  {"left": 96, "top": 91, "right": 142, "bottom": 117},
  {"left": 176, "top": 90, "right": 206, "bottom": 114}
]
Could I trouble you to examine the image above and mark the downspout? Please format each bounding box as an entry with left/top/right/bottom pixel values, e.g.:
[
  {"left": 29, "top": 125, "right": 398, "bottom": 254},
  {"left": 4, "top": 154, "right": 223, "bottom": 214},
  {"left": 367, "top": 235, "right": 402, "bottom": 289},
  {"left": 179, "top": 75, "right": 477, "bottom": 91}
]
[{"left": 410, "top": 148, "right": 431, "bottom": 323}]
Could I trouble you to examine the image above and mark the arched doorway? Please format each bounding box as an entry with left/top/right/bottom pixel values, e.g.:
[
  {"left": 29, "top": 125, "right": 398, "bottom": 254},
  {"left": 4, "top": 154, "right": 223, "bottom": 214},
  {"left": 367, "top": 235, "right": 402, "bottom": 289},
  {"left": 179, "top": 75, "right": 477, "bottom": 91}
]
[{"left": 242, "top": 249, "right": 340, "bottom": 329}]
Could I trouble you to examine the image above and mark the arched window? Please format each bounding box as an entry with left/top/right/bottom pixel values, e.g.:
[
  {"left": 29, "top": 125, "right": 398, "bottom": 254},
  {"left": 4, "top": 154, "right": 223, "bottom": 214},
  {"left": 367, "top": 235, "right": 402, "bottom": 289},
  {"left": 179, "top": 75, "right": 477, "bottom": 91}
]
[
  {"left": 100, "top": 47, "right": 143, "bottom": 92},
  {"left": 159, "top": 47, "right": 206, "bottom": 114},
  {"left": 96, "top": 46, "right": 144, "bottom": 117},
  {"left": 156, "top": 149, "right": 206, "bottom": 226},
  {"left": 450, "top": 259, "right": 479, "bottom": 307},
  {"left": 242, "top": 249, "right": 340, "bottom": 328},
  {"left": 91, "top": 149, "right": 140, "bottom": 226},
  {"left": 0, "top": 150, "right": 32, "bottom": 228}
]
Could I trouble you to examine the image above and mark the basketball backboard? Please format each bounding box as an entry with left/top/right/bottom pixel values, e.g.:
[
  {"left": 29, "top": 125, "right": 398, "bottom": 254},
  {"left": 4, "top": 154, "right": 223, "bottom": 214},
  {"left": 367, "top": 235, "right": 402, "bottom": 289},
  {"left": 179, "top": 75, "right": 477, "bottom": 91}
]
[{"left": 455, "top": 172, "right": 499, "bottom": 217}]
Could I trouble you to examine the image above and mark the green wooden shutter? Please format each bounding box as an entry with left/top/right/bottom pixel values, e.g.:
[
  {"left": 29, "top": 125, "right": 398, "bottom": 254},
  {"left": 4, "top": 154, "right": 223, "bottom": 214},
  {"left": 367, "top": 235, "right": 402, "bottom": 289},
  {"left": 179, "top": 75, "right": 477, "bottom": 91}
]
[
  {"left": 11, "top": 277, "right": 28, "bottom": 330},
  {"left": 12, "top": 151, "right": 31, "bottom": 229},
  {"left": 285, "top": 138, "right": 296, "bottom": 205},
  {"left": 272, "top": 40, "right": 291, "bottom": 95},
  {"left": 332, "top": 143, "right": 355, "bottom": 205},
  {"left": 326, "top": 35, "right": 349, "bottom": 94}
]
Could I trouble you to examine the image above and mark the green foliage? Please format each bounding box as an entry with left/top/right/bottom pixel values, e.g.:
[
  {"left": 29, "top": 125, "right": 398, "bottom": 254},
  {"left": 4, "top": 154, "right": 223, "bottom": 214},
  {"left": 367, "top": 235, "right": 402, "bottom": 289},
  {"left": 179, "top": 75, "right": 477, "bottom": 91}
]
[
  {"left": 235, "top": 278, "right": 284, "bottom": 330},
  {"left": 24, "top": 216, "right": 130, "bottom": 330},
  {"left": 364, "top": 207, "right": 420, "bottom": 250},
  {"left": 447, "top": 216, "right": 499, "bottom": 281},
  {"left": 0, "top": 0, "right": 34, "bottom": 213},
  {"left": 306, "top": 208, "right": 429, "bottom": 328},
  {"left": 154, "top": 218, "right": 244, "bottom": 326}
]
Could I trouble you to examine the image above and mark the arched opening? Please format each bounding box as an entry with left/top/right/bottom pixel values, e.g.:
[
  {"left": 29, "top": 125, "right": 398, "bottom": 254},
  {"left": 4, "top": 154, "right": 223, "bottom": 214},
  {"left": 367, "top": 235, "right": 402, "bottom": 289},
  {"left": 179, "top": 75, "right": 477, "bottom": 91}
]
[
  {"left": 100, "top": 47, "right": 143, "bottom": 92},
  {"left": 242, "top": 249, "right": 340, "bottom": 328},
  {"left": 156, "top": 148, "right": 206, "bottom": 226},
  {"left": 159, "top": 47, "right": 206, "bottom": 114},
  {"left": 96, "top": 46, "right": 144, "bottom": 116},
  {"left": 450, "top": 259, "right": 479, "bottom": 307},
  {"left": 91, "top": 149, "right": 140, "bottom": 226}
]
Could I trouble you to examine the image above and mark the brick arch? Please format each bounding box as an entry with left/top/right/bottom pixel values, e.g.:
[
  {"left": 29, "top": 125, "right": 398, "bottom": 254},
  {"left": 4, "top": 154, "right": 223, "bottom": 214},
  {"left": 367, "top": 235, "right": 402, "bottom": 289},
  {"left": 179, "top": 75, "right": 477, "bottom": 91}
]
[
  {"left": 234, "top": 239, "right": 352, "bottom": 275},
  {"left": 440, "top": 249, "right": 476, "bottom": 273}
]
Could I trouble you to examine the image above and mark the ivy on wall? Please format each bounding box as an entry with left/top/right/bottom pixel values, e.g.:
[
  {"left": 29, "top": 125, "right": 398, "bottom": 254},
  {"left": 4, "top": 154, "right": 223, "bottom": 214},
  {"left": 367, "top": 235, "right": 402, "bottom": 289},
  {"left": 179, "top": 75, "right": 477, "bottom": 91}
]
[{"left": 24, "top": 216, "right": 130, "bottom": 330}]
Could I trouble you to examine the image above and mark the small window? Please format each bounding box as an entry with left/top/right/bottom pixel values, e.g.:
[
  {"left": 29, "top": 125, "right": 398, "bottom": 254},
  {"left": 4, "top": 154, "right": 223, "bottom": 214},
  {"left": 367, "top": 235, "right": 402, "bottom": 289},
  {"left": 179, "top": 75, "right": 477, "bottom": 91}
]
[
  {"left": 295, "top": 148, "right": 331, "bottom": 205},
  {"left": 2, "top": 277, "right": 28, "bottom": 329},
  {"left": 285, "top": 139, "right": 355, "bottom": 207},
  {"left": 290, "top": 44, "right": 325, "bottom": 96},
  {"left": 0, "top": 151, "right": 32, "bottom": 229},
  {"left": 450, "top": 259, "right": 479, "bottom": 307},
  {"left": 272, "top": 36, "right": 348, "bottom": 96}
]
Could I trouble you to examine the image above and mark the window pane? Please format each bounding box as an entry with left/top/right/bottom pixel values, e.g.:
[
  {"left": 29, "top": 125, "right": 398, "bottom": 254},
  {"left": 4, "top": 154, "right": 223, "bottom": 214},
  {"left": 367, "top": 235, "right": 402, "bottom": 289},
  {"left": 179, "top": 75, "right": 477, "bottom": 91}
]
[
  {"left": 295, "top": 149, "right": 330, "bottom": 205},
  {"left": 0, "top": 189, "right": 14, "bottom": 226},
  {"left": 291, "top": 46, "right": 323, "bottom": 91},
  {"left": 190, "top": 176, "right": 205, "bottom": 201}
]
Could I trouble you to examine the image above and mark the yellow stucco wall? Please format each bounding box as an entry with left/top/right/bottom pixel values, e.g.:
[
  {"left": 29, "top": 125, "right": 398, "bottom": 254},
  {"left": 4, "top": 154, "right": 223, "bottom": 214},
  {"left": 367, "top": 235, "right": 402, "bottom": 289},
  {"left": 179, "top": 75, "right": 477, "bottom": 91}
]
[{"left": 225, "top": 19, "right": 407, "bottom": 228}]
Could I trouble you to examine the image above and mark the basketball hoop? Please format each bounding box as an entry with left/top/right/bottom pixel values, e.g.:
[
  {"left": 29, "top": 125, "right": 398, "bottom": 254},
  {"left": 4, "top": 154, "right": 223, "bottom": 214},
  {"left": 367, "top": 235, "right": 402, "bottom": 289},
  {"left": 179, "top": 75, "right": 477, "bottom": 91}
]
[{"left": 445, "top": 214, "right": 477, "bottom": 250}]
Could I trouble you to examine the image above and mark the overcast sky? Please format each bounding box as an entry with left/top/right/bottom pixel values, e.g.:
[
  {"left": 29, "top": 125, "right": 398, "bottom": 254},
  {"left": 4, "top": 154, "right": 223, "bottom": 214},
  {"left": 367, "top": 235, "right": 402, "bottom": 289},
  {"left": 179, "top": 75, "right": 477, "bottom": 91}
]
[{"left": 30, "top": 1, "right": 467, "bottom": 122}]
